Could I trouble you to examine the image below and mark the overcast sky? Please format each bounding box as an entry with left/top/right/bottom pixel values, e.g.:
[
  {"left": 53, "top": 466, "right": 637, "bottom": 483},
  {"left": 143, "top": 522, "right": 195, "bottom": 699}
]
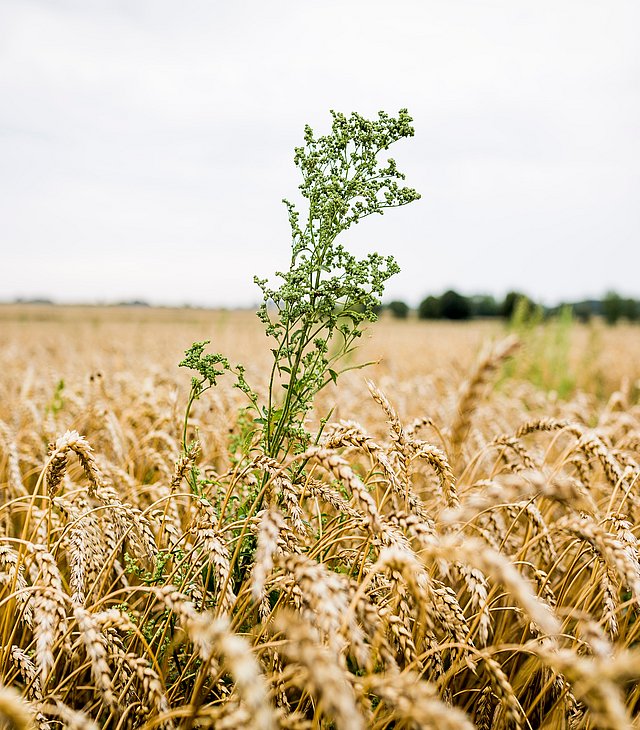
[{"left": 1, "top": 0, "right": 639, "bottom": 307}]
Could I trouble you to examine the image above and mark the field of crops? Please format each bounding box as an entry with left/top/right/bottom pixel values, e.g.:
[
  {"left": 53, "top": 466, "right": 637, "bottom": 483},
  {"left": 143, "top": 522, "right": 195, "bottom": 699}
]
[{"left": 0, "top": 305, "right": 639, "bottom": 729}]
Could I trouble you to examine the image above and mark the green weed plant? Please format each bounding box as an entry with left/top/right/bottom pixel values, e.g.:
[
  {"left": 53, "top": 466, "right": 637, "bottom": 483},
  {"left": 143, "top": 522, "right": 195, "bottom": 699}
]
[{"left": 180, "top": 110, "right": 420, "bottom": 485}]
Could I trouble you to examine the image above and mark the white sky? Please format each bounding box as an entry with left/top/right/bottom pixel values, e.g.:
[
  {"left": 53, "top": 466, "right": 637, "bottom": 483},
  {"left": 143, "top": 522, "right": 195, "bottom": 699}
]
[{"left": 1, "top": 0, "right": 639, "bottom": 307}]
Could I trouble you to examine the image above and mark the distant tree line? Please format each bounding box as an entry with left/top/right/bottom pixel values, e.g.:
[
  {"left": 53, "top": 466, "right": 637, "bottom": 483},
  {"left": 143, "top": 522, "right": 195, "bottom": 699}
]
[{"left": 383, "top": 290, "right": 640, "bottom": 324}]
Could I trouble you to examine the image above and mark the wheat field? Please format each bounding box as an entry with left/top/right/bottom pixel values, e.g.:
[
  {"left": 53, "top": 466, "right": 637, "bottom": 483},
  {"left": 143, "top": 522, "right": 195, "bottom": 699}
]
[{"left": 0, "top": 305, "right": 639, "bottom": 729}]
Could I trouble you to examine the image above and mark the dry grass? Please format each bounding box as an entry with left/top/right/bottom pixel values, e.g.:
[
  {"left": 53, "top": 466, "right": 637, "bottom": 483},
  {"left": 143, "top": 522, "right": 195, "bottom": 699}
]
[{"left": 0, "top": 304, "right": 639, "bottom": 728}]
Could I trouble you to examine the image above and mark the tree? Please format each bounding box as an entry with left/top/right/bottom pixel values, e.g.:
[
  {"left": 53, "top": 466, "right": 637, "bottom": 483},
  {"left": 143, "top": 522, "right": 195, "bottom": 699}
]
[
  {"left": 471, "top": 294, "right": 499, "bottom": 318},
  {"left": 572, "top": 301, "right": 593, "bottom": 323},
  {"left": 501, "top": 291, "right": 533, "bottom": 320},
  {"left": 623, "top": 298, "right": 639, "bottom": 322},
  {"left": 602, "top": 292, "right": 624, "bottom": 325},
  {"left": 439, "top": 290, "right": 471, "bottom": 320},
  {"left": 418, "top": 295, "right": 441, "bottom": 319},
  {"left": 387, "top": 300, "right": 410, "bottom": 319}
]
